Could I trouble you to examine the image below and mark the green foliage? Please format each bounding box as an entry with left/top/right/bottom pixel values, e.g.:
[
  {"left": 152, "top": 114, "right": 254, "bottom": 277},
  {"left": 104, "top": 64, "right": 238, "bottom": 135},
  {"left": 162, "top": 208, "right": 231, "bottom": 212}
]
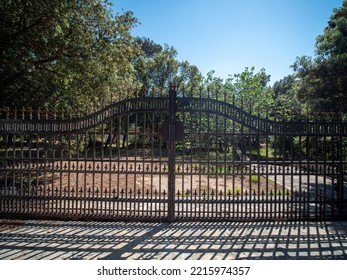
[
  {"left": 271, "top": 75, "right": 303, "bottom": 120},
  {"left": 174, "top": 60, "right": 203, "bottom": 96},
  {"left": 2, "top": 0, "right": 346, "bottom": 122},
  {"left": 198, "top": 67, "right": 273, "bottom": 116},
  {"left": 134, "top": 38, "right": 180, "bottom": 95},
  {"left": 316, "top": 2, "right": 347, "bottom": 58},
  {"left": 292, "top": 0, "right": 347, "bottom": 119},
  {"left": 250, "top": 175, "right": 259, "bottom": 183},
  {"left": 250, "top": 146, "right": 278, "bottom": 159},
  {"left": 227, "top": 67, "right": 273, "bottom": 114},
  {"left": 0, "top": 0, "right": 139, "bottom": 111}
]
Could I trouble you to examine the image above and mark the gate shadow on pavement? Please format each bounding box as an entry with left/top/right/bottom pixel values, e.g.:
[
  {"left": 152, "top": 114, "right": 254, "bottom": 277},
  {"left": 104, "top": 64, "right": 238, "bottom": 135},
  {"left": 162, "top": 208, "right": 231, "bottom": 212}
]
[{"left": 0, "top": 219, "right": 346, "bottom": 260}]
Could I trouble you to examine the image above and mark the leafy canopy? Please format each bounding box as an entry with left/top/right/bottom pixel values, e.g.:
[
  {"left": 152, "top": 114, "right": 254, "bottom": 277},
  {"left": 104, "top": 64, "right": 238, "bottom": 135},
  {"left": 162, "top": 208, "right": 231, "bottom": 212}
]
[
  {"left": 292, "top": 0, "right": 347, "bottom": 119},
  {"left": 0, "top": 0, "right": 138, "bottom": 111}
]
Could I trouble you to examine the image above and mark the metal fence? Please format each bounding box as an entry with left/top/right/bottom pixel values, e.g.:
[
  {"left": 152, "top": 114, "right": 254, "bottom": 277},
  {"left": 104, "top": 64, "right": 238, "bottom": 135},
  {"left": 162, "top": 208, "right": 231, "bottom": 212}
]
[{"left": 1, "top": 87, "right": 347, "bottom": 221}]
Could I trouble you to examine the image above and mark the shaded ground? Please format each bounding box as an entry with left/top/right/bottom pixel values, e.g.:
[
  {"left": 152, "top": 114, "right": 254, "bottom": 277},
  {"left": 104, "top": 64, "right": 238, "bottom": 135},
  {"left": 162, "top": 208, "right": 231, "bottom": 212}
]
[
  {"left": 0, "top": 219, "right": 25, "bottom": 232},
  {"left": 0, "top": 219, "right": 346, "bottom": 260}
]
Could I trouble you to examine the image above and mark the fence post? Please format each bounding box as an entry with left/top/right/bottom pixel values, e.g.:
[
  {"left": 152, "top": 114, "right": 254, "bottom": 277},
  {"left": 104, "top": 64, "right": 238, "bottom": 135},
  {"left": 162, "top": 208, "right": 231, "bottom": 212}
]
[
  {"left": 167, "top": 84, "right": 176, "bottom": 221},
  {"left": 338, "top": 128, "right": 344, "bottom": 218}
]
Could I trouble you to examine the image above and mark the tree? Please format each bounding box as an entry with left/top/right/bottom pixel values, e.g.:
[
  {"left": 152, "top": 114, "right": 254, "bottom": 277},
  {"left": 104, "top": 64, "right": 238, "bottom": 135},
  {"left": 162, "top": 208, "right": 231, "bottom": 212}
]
[
  {"left": 271, "top": 75, "right": 302, "bottom": 120},
  {"left": 173, "top": 60, "right": 203, "bottom": 96},
  {"left": 0, "top": 0, "right": 139, "bottom": 111},
  {"left": 152, "top": 44, "right": 179, "bottom": 89},
  {"left": 135, "top": 37, "right": 163, "bottom": 58},
  {"left": 224, "top": 67, "right": 272, "bottom": 114},
  {"left": 292, "top": 0, "right": 347, "bottom": 119},
  {"left": 133, "top": 38, "right": 179, "bottom": 95}
]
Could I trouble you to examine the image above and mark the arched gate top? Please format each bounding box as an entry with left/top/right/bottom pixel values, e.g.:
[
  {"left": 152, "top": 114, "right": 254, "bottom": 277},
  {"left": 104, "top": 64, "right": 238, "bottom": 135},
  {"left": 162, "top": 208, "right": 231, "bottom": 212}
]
[{"left": 1, "top": 96, "right": 346, "bottom": 136}]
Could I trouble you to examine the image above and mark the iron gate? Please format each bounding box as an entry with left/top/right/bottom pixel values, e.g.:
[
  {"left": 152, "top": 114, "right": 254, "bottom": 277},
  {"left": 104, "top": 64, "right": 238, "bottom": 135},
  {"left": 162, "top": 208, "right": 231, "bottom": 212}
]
[{"left": 1, "top": 87, "right": 347, "bottom": 221}]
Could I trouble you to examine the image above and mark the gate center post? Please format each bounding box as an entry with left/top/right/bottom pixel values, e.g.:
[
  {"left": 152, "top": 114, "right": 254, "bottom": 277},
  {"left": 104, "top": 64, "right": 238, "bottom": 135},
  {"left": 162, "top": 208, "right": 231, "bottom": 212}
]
[{"left": 167, "top": 85, "right": 177, "bottom": 221}]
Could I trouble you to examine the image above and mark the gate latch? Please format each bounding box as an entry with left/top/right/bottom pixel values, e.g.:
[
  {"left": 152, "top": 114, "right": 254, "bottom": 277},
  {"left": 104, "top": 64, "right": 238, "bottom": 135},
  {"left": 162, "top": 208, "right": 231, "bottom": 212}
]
[{"left": 160, "top": 119, "right": 184, "bottom": 142}]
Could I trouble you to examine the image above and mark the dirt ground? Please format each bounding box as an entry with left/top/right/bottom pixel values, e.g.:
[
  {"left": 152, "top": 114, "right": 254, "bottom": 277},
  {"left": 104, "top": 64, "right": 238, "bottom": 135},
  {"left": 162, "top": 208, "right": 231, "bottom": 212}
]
[
  {"left": 13, "top": 159, "right": 286, "bottom": 197},
  {"left": 46, "top": 167, "right": 283, "bottom": 197}
]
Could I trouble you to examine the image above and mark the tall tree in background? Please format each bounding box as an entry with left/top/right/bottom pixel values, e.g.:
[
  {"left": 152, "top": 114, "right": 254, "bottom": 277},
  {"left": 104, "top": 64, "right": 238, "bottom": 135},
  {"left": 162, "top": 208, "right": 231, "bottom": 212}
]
[
  {"left": 224, "top": 67, "right": 272, "bottom": 114},
  {"left": 133, "top": 37, "right": 162, "bottom": 95},
  {"left": 133, "top": 37, "right": 179, "bottom": 95},
  {"left": 292, "top": 0, "right": 347, "bottom": 119},
  {"left": 271, "top": 75, "right": 302, "bottom": 120},
  {"left": 0, "top": 0, "right": 138, "bottom": 111},
  {"left": 174, "top": 60, "right": 203, "bottom": 96}
]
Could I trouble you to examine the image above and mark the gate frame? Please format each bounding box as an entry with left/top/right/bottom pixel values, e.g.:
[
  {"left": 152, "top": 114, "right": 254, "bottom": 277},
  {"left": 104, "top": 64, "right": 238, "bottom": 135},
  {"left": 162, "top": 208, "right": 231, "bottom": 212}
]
[{"left": 1, "top": 86, "right": 347, "bottom": 221}]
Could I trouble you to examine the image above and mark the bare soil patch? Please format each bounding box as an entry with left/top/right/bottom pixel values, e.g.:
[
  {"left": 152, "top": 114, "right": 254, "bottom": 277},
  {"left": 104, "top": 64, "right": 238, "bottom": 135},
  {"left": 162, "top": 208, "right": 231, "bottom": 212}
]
[{"left": 35, "top": 160, "right": 286, "bottom": 196}]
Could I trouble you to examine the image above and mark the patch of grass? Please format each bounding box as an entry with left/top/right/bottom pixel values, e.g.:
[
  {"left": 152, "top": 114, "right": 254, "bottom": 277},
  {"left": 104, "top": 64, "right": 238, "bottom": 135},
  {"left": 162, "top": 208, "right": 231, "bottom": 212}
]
[
  {"left": 226, "top": 187, "right": 241, "bottom": 196},
  {"left": 250, "top": 146, "right": 280, "bottom": 159},
  {"left": 250, "top": 175, "right": 260, "bottom": 183}
]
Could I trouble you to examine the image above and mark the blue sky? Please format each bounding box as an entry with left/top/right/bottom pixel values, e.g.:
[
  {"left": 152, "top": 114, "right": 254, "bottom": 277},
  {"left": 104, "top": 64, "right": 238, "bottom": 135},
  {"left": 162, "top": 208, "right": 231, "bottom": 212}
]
[{"left": 112, "top": 0, "right": 344, "bottom": 84}]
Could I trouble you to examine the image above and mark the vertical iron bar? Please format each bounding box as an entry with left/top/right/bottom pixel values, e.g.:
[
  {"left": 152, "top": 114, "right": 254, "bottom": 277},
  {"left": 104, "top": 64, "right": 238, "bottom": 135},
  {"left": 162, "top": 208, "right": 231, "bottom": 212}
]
[
  {"left": 158, "top": 113, "right": 162, "bottom": 218},
  {"left": 51, "top": 132, "right": 56, "bottom": 216},
  {"left": 277, "top": 130, "right": 289, "bottom": 218},
  {"left": 232, "top": 95, "right": 236, "bottom": 220},
  {"left": 247, "top": 102, "right": 251, "bottom": 220},
  {"left": 142, "top": 113, "right": 146, "bottom": 218},
  {"left": 125, "top": 114, "right": 129, "bottom": 217},
  {"left": 265, "top": 117, "right": 269, "bottom": 220},
  {"left": 100, "top": 118, "right": 105, "bottom": 217},
  {"left": 83, "top": 130, "right": 88, "bottom": 217},
  {"left": 306, "top": 134, "right": 310, "bottom": 219},
  {"left": 189, "top": 110, "right": 194, "bottom": 219},
  {"left": 1, "top": 115, "right": 8, "bottom": 214},
  {"left": 183, "top": 109, "right": 188, "bottom": 219},
  {"left": 240, "top": 99, "right": 244, "bottom": 220},
  {"left": 315, "top": 134, "right": 319, "bottom": 219},
  {"left": 323, "top": 131, "right": 327, "bottom": 219},
  {"left": 19, "top": 118, "right": 25, "bottom": 215},
  {"left": 109, "top": 118, "right": 114, "bottom": 218},
  {"left": 198, "top": 110, "right": 203, "bottom": 219},
  {"left": 178, "top": 114, "right": 183, "bottom": 219},
  {"left": 338, "top": 129, "right": 344, "bottom": 218},
  {"left": 332, "top": 129, "right": 337, "bottom": 218},
  {"left": 290, "top": 136, "right": 294, "bottom": 220},
  {"left": 223, "top": 94, "right": 228, "bottom": 219},
  {"left": 11, "top": 109, "right": 16, "bottom": 215},
  {"left": 167, "top": 85, "right": 176, "bottom": 221},
  {"left": 117, "top": 117, "right": 121, "bottom": 217},
  {"left": 298, "top": 133, "right": 303, "bottom": 220},
  {"left": 207, "top": 111, "right": 211, "bottom": 219},
  {"left": 67, "top": 133, "right": 71, "bottom": 216},
  {"left": 75, "top": 132, "right": 80, "bottom": 217},
  {"left": 150, "top": 112, "right": 155, "bottom": 217},
  {"left": 134, "top": 114, "right": 138, "bottom": 217},
  {"left": 273, "top": 125, "right": 278, "bottom": 219},
  {"left": 257, "top": 132, "right": 261, "bottom": 220},
  {"left": 282, "top": 115, "right": 287, "bottom": 220},
  {"left": 215, "top": 110, "right": 219, "bottom": 219},
  {"left": 92, "top": 113, "right": 97, "bottom": 217},
  {"left": 11, "top": 133, "right": 16, "bottom": 214}
]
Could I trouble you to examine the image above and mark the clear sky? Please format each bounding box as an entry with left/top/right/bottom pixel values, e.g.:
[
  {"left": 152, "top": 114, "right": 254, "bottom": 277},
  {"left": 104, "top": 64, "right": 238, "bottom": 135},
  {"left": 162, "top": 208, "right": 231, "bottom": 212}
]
[{"left": 112, "top": 0, "right": 344, "bottom": 84}]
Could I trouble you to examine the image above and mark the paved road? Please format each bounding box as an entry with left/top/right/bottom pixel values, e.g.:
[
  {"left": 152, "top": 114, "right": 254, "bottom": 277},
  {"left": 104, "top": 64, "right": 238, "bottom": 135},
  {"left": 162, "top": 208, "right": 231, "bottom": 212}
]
[{"left": 0, "top": 219, "right": 346, "bottom": 260}]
